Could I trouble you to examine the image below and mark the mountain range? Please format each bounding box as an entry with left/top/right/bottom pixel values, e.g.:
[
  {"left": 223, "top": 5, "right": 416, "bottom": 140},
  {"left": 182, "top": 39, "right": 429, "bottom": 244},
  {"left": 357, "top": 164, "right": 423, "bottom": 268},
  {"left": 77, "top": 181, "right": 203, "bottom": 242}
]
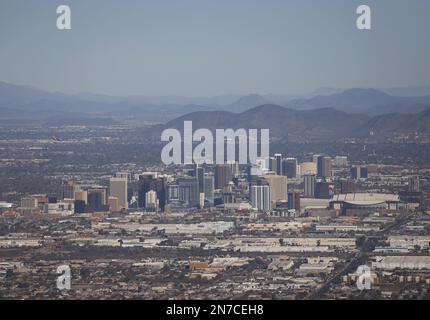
[
  {"left": 147, "top": 104, "right": 430, "bottom": 143},
  {"left": 1, "top": 80, "right": 430, "bottom": 129},
  {"left": 286, "top": 88, "right": 430, "bottom": 115}
]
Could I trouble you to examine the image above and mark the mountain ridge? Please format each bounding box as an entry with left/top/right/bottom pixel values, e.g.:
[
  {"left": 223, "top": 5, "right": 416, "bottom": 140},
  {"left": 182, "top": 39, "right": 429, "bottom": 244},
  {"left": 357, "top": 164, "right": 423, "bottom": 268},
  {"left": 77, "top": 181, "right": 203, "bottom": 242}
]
[
  {"left": 2, "top": 81, "right": 430, "bottom": 126},
  {"left": 149, "top": 103, "right": 430, "bottom": 142}
]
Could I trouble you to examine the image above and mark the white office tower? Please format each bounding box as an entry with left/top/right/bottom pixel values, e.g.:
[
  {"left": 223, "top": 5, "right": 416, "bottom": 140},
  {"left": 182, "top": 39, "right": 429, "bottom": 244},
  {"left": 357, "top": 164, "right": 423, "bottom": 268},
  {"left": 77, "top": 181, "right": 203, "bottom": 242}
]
[
  {"left": 199, "top": 192, "right": 205, "bottom": 208},
  {"left": 303, "top": 174, "right": 316, "bottom": 198},
  {"left": 250, "top": 185, "right": 272, "bottom": 212},
  {"left": 145, "top": 190, "right": 158, "bottom": 211},
  {"left": 109, "top": 177, "right": 128, "bottom": 210},
  {"left": 296, "top": 164, "right": 302, "bottom": 178}
]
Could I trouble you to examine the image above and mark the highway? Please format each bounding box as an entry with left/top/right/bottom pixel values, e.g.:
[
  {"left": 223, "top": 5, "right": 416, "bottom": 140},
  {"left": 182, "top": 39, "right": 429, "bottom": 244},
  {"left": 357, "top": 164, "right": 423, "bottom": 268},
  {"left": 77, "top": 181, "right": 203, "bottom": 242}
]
[{"left": 305, "top": 212, "right": 415, "bottom": 300}]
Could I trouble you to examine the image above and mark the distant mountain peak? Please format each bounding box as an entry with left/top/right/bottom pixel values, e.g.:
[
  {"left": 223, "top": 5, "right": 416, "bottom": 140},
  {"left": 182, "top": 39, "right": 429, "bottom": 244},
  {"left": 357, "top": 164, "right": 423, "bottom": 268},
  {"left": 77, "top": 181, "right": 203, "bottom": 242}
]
[{"left": 340, "top": 88, "right": 392, "bottom": 97}]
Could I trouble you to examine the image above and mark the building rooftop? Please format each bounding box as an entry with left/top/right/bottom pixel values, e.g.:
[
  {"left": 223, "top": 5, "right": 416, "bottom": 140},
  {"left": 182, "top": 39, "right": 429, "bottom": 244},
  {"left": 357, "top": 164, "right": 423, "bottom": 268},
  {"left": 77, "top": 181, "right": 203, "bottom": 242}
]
[{"left": 332, "top": 193, "right": 400, "bottom": 205}]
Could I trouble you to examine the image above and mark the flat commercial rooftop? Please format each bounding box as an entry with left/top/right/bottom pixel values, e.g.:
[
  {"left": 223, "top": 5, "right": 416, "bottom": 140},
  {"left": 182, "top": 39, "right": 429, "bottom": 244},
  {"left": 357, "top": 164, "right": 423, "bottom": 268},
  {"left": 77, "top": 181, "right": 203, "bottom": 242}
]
[{"left": 332, "top": 193, "right": 400, "bottom": 205}]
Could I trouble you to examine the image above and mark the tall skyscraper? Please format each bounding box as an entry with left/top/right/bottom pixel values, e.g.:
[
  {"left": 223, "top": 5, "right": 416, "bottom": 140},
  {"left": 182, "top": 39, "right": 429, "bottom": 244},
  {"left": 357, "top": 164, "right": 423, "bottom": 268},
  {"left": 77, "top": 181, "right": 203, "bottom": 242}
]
[
  {"left": 282, "top": 158, "right": 297, "bottom": 178},
  {"left": 351, "top": 166, "right": 368, "bottom": 180},
  {"left": 262, "top": 175, "right": 288, "bottom": 205},
  {"left": 109, "top": 177, "right": 128, "bottom": 210},
  {"left": 88, "top": 187, "right": 108, "bottom": 205},
  {"left": 250, "top": 183, "right": 271, "bottom": 212},
  {"left": 288, "top": 191, "right": 301, "bottom": 212},
  {"left": 315, "top": 182, "right": 332, "bottom": 199},
  {"left": 317, "top": 156, "right": 332, "bottom": 179},
  {"left": 203, "top": 174, "right": 215, "bottom": 205},
  {"left": 62, "top": 181, "right": 75, "bottom": 199},
  {"left": 167, "top": 184, "right": 179, "bottom": 202},
  {"left": 274, "top": 154, "right": 282, "bottom": 175},
  {"left": 138, "top": 174, "right": 166, "bottom": 211},
  {"left": 87, "top": 190, "right": 104, "bottom": 212},
  {"left": 74, "top": 190, "right": 88, "bottom": 204},
  {"left": 177, "top": 177, "right": 200, "bottom": 208},
  {"left": 269, "top": 157, "right": 276, "bottom": 173},
  {"left": 197, "top": 166, "right": 205, "bottom": 194},
  {"left": 215, "top": 164, "right": 232, "bottom": 189},
  {"left": 303, "top": 174, "right": 316, "bottom": 198},
  {"left": 108, "top": 196, "right": 120, "bottom": 212},
  {"left": 350, "top": 166, "right": 359, "bottom": 179},
  {"left": 74, "top": 200, "right": 86, "bottom": 214},
  {"left": 145, "top": 190, "right": 159, "bottom": 211}
]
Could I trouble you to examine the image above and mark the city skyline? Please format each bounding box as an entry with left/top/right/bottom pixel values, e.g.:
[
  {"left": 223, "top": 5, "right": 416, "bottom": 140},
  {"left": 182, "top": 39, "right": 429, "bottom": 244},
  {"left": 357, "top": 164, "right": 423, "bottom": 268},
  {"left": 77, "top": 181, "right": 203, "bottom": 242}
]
[{"left": 1, "top": 0, "right": 430, "bottom": 305}]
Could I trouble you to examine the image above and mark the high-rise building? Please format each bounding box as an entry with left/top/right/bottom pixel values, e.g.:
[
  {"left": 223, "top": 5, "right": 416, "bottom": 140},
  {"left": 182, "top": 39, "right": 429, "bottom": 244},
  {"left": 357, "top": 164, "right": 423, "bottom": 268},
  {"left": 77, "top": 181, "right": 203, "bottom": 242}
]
[
  {"left": 360, "top": 167, "right": 369, "bottom": 179},
  {"left": 199, "top": 193, "right": 205, "bottom": 208},
  {"left": 350, "top": 166, "right": 358, "bottom": 179},
  {"left": 108, "top": 196, "right": 120, "bottom": 212},
  {"left": 203, "top": 174, "right": 215, "bottom": 205},
  {"left": 274, "top": 154, "right": 282, "bottom": 175},
  {"left": 109, "top": 177, "right": 128, "bottom": 210},
  {"left": 351, "top": 166, "right": 368, "bottom": 180},
  {"left": 262, "top": 175, "right": 288, "bottom": 205},
  {"left": 88, "top": 187, "right": 108, "bottom": 205},
  {"left": 313, "top": 154, "right": 322, "bottom": 164},
  {"left": 303, "top": 174, "right": 316, "bottom": 198},
  {"left": 250, "top": 183, "right": 271, "bottom": 212},
  {"left": 282, "top": 158, "right": 297, "bottom": 178},
  {"left": 177, "top": 177, "right": 200, "bottom": 208},
  {"left": 145, "top": 190, "right": 159, "bottom": 211},
  {"left": 74, "top": 190, "right": 88, "bottom": 204},
  {"left": 317, "top": 156, "right": 332, "bottom": 179},
  {"left": 74, "top": 200, "right": 86, "bottom": 214},
  {"left": 138, "top": 174, "right": 166, "bottom": 211},
  {"left": 214, "top": 164, "right": 232, "bottom": 189},
  {"left": 288, "top": 191, "right": 301, "bottom": 212},
  {"left": 315, "top": 182, "right": 333, "bottom": 199},
  {"left": 87, "top": 190, "right": 104, "bottom": 212},
  {"left": 62, "top": 181, "right": 75, "bottom": 200},
  {"left": 269, "top": 157, "right": 276, "bottom": 173},
  {"left": 167, "top": 184, "right": 179, "bottom": 202},
  {"left": 300, "top": 162, "right": 317, "bottom": 175},
  {"left": 197, "top": 166, "right": 205, "bottom": 193}
]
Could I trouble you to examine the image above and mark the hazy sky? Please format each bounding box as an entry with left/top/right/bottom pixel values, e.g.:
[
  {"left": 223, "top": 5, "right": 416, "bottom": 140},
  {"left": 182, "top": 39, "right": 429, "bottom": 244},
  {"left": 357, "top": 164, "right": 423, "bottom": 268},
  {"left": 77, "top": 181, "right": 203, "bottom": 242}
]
[{"left": 0, "top": 0, "right": 429, "bottom": 96}]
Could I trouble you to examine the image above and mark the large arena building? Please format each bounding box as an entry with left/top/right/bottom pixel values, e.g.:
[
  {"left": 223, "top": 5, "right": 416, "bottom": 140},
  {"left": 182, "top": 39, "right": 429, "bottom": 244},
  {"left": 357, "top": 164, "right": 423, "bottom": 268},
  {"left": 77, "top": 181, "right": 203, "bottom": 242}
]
[{"left": 329, "top": 193, "right": 403, "bottom": 216}]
